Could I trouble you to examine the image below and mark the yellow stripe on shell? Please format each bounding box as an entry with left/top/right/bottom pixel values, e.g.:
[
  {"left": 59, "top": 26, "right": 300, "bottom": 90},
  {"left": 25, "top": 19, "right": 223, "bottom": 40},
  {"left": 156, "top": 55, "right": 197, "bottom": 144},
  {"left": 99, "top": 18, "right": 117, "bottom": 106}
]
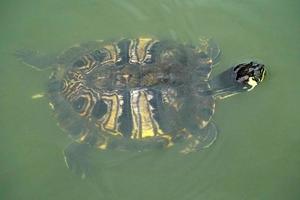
[
  {"left": 128, "top": 39, "right": 137, "bottom": 64},
  {"left": 103, "top": 44, "right": 121, "bottom": 64},
  {"left": 79, "top": 55, "right": 102, "bottom": 75},
  {"left": 138, "top": 91, "right": 156, "bottom": 138},
  {"left": 102, "top": 93, "right": 123, "bottom": 136},
  {"left": 136, "top": 38, "right": 153, "bottom": 63},
  {"left": 129, "top": 38, "right": 159, "bottom": 64},
  {"left": 63, "top": 81, "right": 83, "bottom": 101},
  {"left": 78, "top": 92, "right": 97, "bottom": 117},
  {"left": 130, "top": 90, "right": 140, "bottom": 139},
  {"left": 61, "top": 80, "right": 68, "bottom": 93},
  {"left": 130, "top": 90, "right": 164, "bottom": 139}
]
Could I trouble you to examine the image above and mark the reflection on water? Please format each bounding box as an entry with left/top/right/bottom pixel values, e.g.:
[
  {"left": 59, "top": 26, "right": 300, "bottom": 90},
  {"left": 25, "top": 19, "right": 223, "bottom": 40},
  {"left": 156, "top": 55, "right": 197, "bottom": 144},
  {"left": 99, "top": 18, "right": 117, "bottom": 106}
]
[{"left": 1, "top": 0, "right": 299, "bottom": 199}]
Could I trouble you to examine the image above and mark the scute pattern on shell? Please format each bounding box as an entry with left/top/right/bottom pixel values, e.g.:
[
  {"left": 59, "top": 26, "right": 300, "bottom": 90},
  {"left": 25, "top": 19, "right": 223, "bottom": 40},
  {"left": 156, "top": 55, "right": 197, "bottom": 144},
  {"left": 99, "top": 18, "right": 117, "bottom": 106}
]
[{"left": 47, "top": 37, "right": 218, "bottom": 150}]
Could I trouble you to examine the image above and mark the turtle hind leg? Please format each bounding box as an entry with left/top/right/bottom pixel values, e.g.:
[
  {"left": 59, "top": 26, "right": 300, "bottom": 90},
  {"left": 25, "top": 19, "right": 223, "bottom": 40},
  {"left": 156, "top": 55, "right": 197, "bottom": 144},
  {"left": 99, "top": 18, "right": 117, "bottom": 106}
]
[
  {"left": 15, "top": 49, "right": 57, "bottom": 71},
  {"left": 180, "top": 122, "right": 218, "bottom": 154},
  {"left": 63, "top": 142, "right": 92, "bottom": 179}
]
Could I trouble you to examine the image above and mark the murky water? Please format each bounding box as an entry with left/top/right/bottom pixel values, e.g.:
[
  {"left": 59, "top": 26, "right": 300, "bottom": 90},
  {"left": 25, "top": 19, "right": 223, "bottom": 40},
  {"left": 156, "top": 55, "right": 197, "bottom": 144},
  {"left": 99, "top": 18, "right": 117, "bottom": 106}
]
[{"left": 1, "top": 0, "right": 299, "bottom": 199}]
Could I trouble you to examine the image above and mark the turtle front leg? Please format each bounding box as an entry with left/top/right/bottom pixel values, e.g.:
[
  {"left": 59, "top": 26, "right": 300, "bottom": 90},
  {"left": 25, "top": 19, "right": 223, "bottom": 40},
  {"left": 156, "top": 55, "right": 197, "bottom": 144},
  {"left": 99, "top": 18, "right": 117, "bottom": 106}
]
[{"left": 63, "top": 142, "right": 92, "bottom": 179}]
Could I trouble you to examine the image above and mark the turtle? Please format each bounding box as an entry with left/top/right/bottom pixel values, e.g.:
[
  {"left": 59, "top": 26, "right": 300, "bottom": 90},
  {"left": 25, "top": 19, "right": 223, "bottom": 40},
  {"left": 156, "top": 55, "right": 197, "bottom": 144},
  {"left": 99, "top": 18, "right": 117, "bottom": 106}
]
[{"left": 15, "top": 37, "right": 266, "bottom": 178}]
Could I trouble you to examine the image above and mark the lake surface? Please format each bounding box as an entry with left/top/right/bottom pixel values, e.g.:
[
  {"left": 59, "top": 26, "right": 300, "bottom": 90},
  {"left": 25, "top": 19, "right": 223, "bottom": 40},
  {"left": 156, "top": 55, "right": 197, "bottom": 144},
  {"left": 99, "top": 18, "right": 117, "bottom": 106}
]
[{"left": 1, "top": 0, "right": 299, "bottom": 199}]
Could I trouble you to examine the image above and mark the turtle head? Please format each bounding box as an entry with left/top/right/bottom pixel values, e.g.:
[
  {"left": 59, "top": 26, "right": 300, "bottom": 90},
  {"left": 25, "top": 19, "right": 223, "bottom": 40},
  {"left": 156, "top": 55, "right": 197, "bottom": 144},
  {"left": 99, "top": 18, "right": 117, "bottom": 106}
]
[{"left": 209, "top": 61, "right": 266, "bottom": 99}]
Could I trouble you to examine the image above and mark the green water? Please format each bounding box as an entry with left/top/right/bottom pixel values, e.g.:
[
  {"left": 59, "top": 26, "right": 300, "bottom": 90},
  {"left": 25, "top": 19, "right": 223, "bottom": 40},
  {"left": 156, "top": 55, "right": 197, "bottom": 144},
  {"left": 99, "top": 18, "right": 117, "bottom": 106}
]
[{"left": 1, "top": 0, "right": 299, "bottom": 199}]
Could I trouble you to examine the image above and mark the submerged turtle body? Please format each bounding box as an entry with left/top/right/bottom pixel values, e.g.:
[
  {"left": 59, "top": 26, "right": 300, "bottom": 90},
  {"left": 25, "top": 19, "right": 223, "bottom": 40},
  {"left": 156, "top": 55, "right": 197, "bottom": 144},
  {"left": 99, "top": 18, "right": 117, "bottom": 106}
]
[
  {"left": 49, "top": 38, "right": 219, "bottom": 149},
  {"left": 16, "top": 37, "right": 266, "bottom": 177}
]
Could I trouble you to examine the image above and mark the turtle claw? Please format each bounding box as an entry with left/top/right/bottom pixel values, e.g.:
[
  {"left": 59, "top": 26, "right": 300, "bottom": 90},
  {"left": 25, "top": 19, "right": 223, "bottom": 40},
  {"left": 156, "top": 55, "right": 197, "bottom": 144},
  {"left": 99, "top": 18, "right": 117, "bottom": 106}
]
[
  {"left": 198, "top": 122, "right": 218, "bottom": 149},
  {"left": 63, "top": 143, "right": 92, "bottom": 178},
  {"left": 180, "top": 122, "right": 218, "bottom": 154},
  {"left": 197, "top": 38, "right": 221, "bottom": 65}
]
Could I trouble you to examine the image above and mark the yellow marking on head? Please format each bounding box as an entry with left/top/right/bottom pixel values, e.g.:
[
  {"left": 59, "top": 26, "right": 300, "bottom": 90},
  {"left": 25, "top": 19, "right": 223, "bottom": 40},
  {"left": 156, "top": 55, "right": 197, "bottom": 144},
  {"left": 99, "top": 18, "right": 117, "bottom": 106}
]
[
  {"left": 260, "top": 69, "right": 266, "bottom": 82},
  {"left": 247, "top": 77, "right": 258, "bottom": 91}
]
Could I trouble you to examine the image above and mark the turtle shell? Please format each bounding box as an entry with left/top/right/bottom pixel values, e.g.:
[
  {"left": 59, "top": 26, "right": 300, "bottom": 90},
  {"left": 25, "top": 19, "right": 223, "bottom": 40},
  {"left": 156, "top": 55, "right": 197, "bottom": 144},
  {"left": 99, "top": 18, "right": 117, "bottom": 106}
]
[{"left": 46, "top": 38, "right": 219, "bottom": 150}]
